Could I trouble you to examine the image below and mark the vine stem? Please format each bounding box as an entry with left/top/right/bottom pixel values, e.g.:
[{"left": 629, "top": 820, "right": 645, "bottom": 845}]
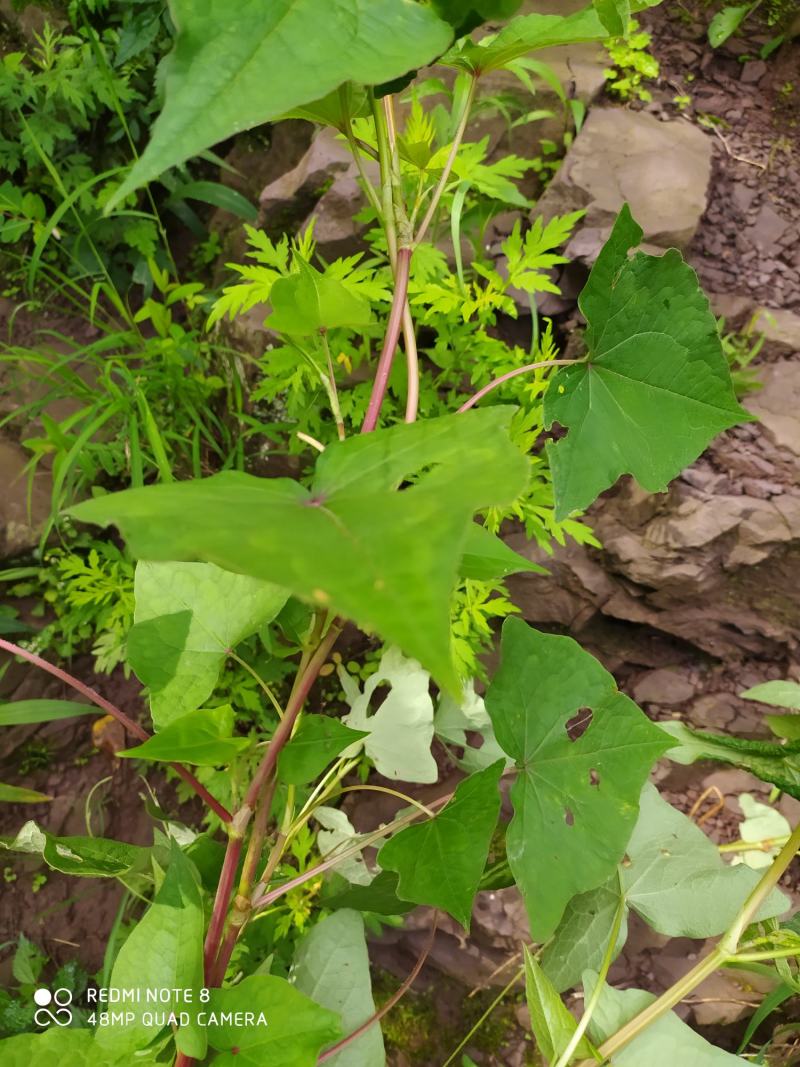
[
  {"left": 360, "top": 245, "right": 412, "bottom": 433},
  {"left": 414, "top": 75, "right": 477, "bottom": 248},
  {"left": 575, "top": 818, "right": 800, "bottom": 1066},
  {"left": 553, "top": 886, "right": 625, "bottom": 1067},
  {"left": 0, "top": 637, "right": 232, "bottom": 823},
  {"left": 456, "top": 359, "right": 574, "bottom": 413},
  {"left": 317, "top": 913, "right": 438, "bottom": 1063}
]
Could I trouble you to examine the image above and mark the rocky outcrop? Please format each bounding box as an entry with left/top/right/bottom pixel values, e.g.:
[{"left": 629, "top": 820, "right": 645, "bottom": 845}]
[
  {"left": 259, "top": 128, "right": 378, "bottom": 261},
  {"left": 535, "top": 108, "right": 713, "bottom": 261},
  {"left": 508, "top": 357, "right": 800, "bottom": 670}
]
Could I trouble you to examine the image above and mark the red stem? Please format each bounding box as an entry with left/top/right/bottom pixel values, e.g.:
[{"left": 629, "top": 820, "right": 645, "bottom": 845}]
[
  {"left": 456, "top": 358, "right": 573, "bottom": 413},
  {"left": 244, "top": 624, "right": 341, "bottom": 809},
  {"left": 203, "top": 830, "right": 245, "bottom": 978},
  {"left": 317, "top": 913, "right": 438, "bottom": 1063},
  {"left": 360, "top": 246, "right": 412, "bottom": 434},
  {"left": 0, "top": 638, "right": 232, "bottom": 823}
]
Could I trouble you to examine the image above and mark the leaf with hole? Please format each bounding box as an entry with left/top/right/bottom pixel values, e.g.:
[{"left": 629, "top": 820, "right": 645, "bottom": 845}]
[
  {"left": 0, "top": 820, "right": 148, "bottom": 877},
  {"left": 339, "top": 647, "right": 438, "bottom": 783},
  {"left": 108, "top": 0, "right": 453, "bottom": 207},
  {"left": 544, "top": 205, "right": 751, "bottom": 519},
  {"left": 128, "top": 560, "right": 288, "bottom": 727},
  {"left": 117, "top": 705, "right": 250, "bottom": 766},
  {"left": 484, "top": 618, "right": 671, "bottom": 940},
  {"left": 378, "top": 760, "right": 503, "bottom": 929},
  {"left": 70, "top": 410, "right": 529, "bottom": 694},
  {"left": 292, "top": 910, "right": 384, "bottom": 1067}
]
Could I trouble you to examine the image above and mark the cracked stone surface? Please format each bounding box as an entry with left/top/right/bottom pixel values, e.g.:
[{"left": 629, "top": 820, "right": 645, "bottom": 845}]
[{"left": 535, "top": 107, "right": 713, "bottom": 261}]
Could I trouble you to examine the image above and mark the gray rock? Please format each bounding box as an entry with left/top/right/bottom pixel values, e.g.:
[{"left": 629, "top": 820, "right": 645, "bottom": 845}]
[
  {"left": 633, "top": 669, "right": 695, "bottom": 707},
  {"left": 535, "top": 109, "right": 713, "bottom": 261},
  {"left": 259, "top": 128, "right": 378, "bottom": 260},
  {"left": 747, "top": 203, "right": 789, "bottom": 252},
  {"left": 746, "top": 361, "right": 800, "bottom": 455},
  {"left": 752, "top": 307, "right": 800, "bottom": 356}
]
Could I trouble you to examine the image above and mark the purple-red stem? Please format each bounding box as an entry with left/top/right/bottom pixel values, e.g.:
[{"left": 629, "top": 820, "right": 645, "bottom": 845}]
[
  {"left": 244, "top": 623, "right": 341, "bottom": 809},
  {"left": 0, "top": 637, "right": 232, "bottom": 823},
  {"left": 317, "top": 913, "right": 438, "bottom": 1063},
  {"left": 456, "top": 358, "right": 573, "bottom": 413},
  {"left": 203, "top": 829, "right": 246, "bottom": 978},
  {"left": 360, "top": 246, "right": 412, "bottom": 434}
]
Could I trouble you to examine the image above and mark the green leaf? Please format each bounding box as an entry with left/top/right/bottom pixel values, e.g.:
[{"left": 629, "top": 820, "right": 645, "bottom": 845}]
[
  {"left": 435, "top": 685, "right": 511, "bottom": 774},
  {"left": 525, "top": 946, "right": 593, "bottom": 1063},
  {"left": 460, "top": 524, "right": 547, "bottom": 581},
  {"left": 584, "top": 975, "right": 749, "bottom": 1064},
  {"left": 267, "top": 260, "right": 372, "bottom": 335},
  {"left": 128, "top": 560, "right": 287, "bottom": 727},
  {"left": 12, "top": 934, "right": 45, "bottom": 984},
  {"left": 0, "top": 820, "right": 148, "bottom": 877},
  {"left": 544, "top": 206, "right": 750, "bottom": 520},
  {"left": 593, "top": 0, "right": 630, "bottom": 35},
  {"left": 206, "top": 975, "right": 341, "bottom": 1067},
  {"left": 708, "top": 4, "right": 752, "bottom": 47},
  {"left": 0, "top": 700, "right": 95, "bottom": 725},
  {"left": 431, "top": 0, "right": 523, "bottom": 35},
  {"left": 166, "top": 179, "right": 258, "bottom": 221},
  {"left": 323, "top": 870, "right": 415, "bottom": 915},
  {"left": 378, "top": 760, "right": 503, "bottom": 928},
  {"left": 766, "top": 714, "right": 800, "bottom": 741},
  {"left": 484, "top": 618, "right": 671, "bottom": 940},
  {"left": 117, "top": 705, "right": 250, "bottom": 766},
  {"left": 70, "top": 410, "right": 529, "bottom": 694},
  {"left": 339, "top": 647, "right": 437, "bottom": 783},
  {"left": 95, "top": 843, "right": 205, "bottom": 1058},
  {"left": 278, "top": 715, "right": 367, "bottom": 786},
  {"left": 109, "top": 0, "right": 453, "bottom": 206},
  {"left": 292, "top": 910, "right": 384, "bottom": 1067},
  {"left": 663, "top": 722, "right": 800, "bottom": 800},
  {"left": 442, "top": 7, "right": 608, "bottom": 74},
  {"left": 621, "top": 784, "right": 787, "bottom": 936},
  {"left": 0, "top": 783, "right": 51, "bottom": 803},
  {"left": 0, "top": 1030, "right": 161, "bottom": 1067},
  {"left": 735, "top": 793, "right": 791, "bottom": 868},
  {"left": 741, "top": 680, "right": 800, "bottom": 709},
  {"left": 541, "top": 883, "right": 628, "bottom": 993}
]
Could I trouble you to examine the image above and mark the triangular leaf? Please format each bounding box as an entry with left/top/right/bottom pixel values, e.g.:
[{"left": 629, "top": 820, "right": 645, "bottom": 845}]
[
  {"left": 206, "top": 975, "right": 341, "bottom": 1067},
  {"left": 485, "top": 618, "right": 670, "bottom": 940},
  {"left": 378, "top": 760, "right": 504, "bottom": 929},
  {"left": 109, "top": 0, "right": 453, "bottom": 206},
  {"left": 267, "top": 261, "right": 372, "bottom": 335},
  {"left": 544, "top": 205, "right": 751, "bottom": 519},
  {"left": 129, "top": 561, "right": 287, "bottom": 727},
  {"left": 292, "top": 910, "right": 384, "bottom": 1067},
  {"left": 70, "top": 410, "right": 529, "bottom": 694},
  {"left": 95, "top": 843, "right": 205, "bottom": 1057},
  {"left": 0, "top": 820, "right": 148, "bottom": 877},
  {"left": 118, "top": 705, "right": 250, "bottom": 766},
  {"left": 278, "top": 715, "right": 367, "bottom": 785}
]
